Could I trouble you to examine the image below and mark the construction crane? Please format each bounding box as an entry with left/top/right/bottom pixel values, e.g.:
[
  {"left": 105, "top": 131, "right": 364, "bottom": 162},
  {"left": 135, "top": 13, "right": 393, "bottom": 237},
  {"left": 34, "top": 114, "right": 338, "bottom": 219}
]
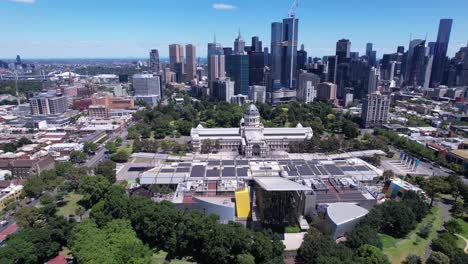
[
  {"left": 288, "top": 0, "right": 300, "bottom": 88},
  {"left": 288, "top": 0, "right": 300, "bottom": 18}
]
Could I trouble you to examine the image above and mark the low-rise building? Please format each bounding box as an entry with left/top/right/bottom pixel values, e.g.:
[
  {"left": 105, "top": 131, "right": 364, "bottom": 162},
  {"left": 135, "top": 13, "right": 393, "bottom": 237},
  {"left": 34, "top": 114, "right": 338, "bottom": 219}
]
[
  {"left": 0, "top": 155, "right": 55, "bottom": 179},
  {"left": 0, "top": 183, "right": 23, "bottom": 211}
]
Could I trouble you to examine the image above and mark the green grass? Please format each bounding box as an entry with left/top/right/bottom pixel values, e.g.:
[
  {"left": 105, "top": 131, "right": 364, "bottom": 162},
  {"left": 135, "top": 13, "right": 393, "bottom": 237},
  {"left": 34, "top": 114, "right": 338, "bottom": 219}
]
[
  {"left": 454, "top": 218, "right": 468, "bottom": 238},
  {"left": 380, "top": 207, "right": 444, "bottom": 264},
  {"left": 152, "top": 251, "right": 194, "bottom": 264},
  {"left": 57, "top": 192, "right": 83, "bottom": 218}
]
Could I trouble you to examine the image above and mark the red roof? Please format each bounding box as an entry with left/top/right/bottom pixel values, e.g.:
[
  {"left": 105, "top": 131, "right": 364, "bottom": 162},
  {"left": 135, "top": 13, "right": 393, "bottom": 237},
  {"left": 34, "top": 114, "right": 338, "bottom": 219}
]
[{"left": 46, "top": 254, "right": 67, "bottom": 264}]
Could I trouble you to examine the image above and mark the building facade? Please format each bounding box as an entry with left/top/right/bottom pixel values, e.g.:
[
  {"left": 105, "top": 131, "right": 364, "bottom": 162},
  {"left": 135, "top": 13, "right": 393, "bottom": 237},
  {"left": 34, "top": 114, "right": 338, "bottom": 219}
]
[
  {"left": 226, "top": 54, "right": 249, "bottom": 95},
  {"left": 185, "top": 44, "right": 197, "bottom": 81},
  {"left": 29, "top": 92, "right": 68, "bottom": 116},
  {"left": 149, "top": 49, "right": 160, "bottom": 72},
  {"left": 361, "top": 91, "right": 390, "bottom": 128},
  {"left": 191, "top": 104, "right": 313, "bottom": 158}
]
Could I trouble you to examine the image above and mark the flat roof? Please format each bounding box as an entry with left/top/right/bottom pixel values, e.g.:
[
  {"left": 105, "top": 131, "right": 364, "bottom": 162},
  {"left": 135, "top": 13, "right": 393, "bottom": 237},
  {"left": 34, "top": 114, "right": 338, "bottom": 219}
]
[
  {"left": 254, "top": 177, "right": 312, "bottom": 191},
  {"left": 327, "top": 203, "right": 369, "bottom": 225},
  {"left": 449, "top": 149, "right": 468, "bottom": 160}
]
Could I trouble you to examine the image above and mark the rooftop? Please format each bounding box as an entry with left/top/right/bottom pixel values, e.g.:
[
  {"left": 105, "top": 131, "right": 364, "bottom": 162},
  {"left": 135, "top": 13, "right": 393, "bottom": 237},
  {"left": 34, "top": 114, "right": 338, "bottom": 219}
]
[{"left": 326, "top": 202, "right": 369, "bottom": 225}]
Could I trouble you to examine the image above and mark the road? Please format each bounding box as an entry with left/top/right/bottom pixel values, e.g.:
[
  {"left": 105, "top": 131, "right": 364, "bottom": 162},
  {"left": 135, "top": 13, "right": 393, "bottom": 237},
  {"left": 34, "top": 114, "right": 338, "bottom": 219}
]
[
  {"left": 0, "top": 198, "right": 39, "bottom": 244},
  {"left": 83, "top": 127, "right": 130, "bottom": 168}
]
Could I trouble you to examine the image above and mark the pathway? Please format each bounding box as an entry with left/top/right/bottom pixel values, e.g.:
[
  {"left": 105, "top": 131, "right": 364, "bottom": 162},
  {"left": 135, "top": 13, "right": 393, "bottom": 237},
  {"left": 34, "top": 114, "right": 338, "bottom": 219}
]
[
  {"left": 424, "top": 200, "right": 452, "bottom": 259},
  {"left": 455, "top": 234, "right": 468, "bottom": 254}
]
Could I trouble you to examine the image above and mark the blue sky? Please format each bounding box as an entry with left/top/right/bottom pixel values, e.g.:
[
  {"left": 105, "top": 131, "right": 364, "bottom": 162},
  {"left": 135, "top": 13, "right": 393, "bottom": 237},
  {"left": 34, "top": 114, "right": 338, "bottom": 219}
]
[{"left": 1, "top": 0, "right": 467, "bottom": 59}]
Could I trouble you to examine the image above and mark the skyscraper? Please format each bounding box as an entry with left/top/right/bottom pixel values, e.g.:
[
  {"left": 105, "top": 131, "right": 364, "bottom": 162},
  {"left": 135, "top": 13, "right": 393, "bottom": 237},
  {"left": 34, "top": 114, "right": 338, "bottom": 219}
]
[
  {"left": 248, "top": 52, "right": 265, "bottom": 86},
  {"left": 208, "top": 36, "right": 224, "bottom": 83},
  {"left": 297, "top": 44, "right": 307, "bottom": 70},
  {"left": 209, "top": 55, "right": 225, "bottom": 81},
  {"left": 336, "top": 39, "right": 351, "bottom": 63},
  {"left": 408, "top": 40, "right": 427, "bottom": 87},
  {"left": 297, "top": 72, "right": 320, "bottom": 103},
  {"left": 269, "top": 17, "right": 299, "bottom": 89},
  {"left": 281, "top": 17, "right": 299, "bottom": 88},
  {"left": 404, "top": 39, "right": 425, "bottom": 84},
  {"left": 185, "top": 44, "right": 196, "bottom": 81},
  {"left": 270, "top": 22, "right": 283, "bottom": 88},
  {"left": 430, "top": 18, "right": 453, "bottom": 87},
  {"left": 226, "top": 54, "right": 249, "bottom": 95},
  {"left": 251, "top": 36, "right": 262, "bottom": 52},
  {"left": 169, "top": 44, "right": 184, "bottom": 72},
  {"left": 234, "top": 30, "right": 246, "bottom": 55},
  {"left": 366, "top": 43, "right": 373, "bottom": 58},
  {"left": 149, "top": 49, "right": 160, "bottom": 73}
]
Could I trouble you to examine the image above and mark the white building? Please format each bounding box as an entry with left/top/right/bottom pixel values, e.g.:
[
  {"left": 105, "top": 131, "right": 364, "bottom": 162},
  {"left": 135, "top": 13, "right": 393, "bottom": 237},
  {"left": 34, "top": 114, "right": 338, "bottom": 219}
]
[
  {"left": 248, "top": 85, "right": 266, "bottom": 104},
  {"left": 191, "top": 104, "right": 313, "bottom": 158}
]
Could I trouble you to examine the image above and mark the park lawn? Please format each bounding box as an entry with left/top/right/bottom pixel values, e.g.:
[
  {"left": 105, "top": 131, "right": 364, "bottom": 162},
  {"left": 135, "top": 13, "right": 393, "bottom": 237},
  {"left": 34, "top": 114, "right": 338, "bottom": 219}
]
[
  {"left": 152, "top": 251, "right": 194, "bottom": 264},
  {"left": 57, "top": 192, "right": 83, "bottom": 218},
  {"left": 118, "top": 144, "right": 133, "bottom": 155},
  {"left": 454, "top": 218, "right": 468, "bottom": 238},
  {"left": 379, "top": 206, "right": 443, "bottom": 264}
]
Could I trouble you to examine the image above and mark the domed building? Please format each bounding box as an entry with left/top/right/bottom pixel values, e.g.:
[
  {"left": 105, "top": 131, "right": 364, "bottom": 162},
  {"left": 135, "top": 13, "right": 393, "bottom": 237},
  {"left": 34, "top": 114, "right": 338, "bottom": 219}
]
[{"left": 191, "top": 104, "right": 313, "bottom": 158}]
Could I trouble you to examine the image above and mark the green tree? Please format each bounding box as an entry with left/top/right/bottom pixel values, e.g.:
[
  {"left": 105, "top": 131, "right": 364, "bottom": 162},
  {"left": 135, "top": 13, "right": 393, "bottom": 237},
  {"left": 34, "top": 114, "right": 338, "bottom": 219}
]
[
  {"left": 0, "top": 234, "right": 37, "bottom": 264},
  {"left": 70, "top": 150, "right": 87, "bottom": 164},
  {"left": 422, "top": 177, "right": 451, "bottom": 207},
  {"left": 111, "top": 149, "right": 130, "bottom": 163},
  {"left": 403, "top": 254, "right": 422, "bottom": 264},
  {"left": 23, "top": 177, "right": 46, "bottom": 197},
  {"left": 79, "top": 176, "right": 111, "bottom": 208},
  {"left": 355, "top": 244, "right": 390, "bottom": 264},
  {"left": 342, "top": 120, "right": 359, "bottom": 139},
  {"left": 14, "top": 207, "right": 45, "bottom": 228},
  {"left": 69, "top": 219, "right": 152, "bottom": 264},
  {"left": 445, "top": 219, "right": 462, "bottom": 234},
  {"left": 346, "top": 224, "right": 382, "bottom": 249},
  {"left": 83, "top": 142, "right": 98, "bottom": 154},
  {"left": 237, "top": 254, "right": 255, "bottom": 264},
  {"left": 95, "top": 160, "right": 117, "bottom": 183},
  {"left": 427, "top": 251, "right": 450, "bottom": 264}
]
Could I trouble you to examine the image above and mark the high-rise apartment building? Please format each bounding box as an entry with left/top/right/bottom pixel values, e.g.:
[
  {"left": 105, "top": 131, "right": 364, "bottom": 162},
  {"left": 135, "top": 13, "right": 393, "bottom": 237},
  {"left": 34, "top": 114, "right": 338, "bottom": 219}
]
[
  {"left": 430, "top": 19, "right": 453, "bottom": 87},
  {"left": 226, "top": 54, "right": 249, "bottom": 95},
  {"left": 368, "top": 67, "right": 379, "bottom": 94},
  {"left": 29, "top": 92, "right": 68, "bottom": 116},
  {"left": 316, "top": 82, "right": 337, "bottom": 101},
  {"left": 297, "top": 72, "right": 320, "bottom": 103},
  {"left": 211, "top": 77, "right": 235, "bottom": 102},
  {"left": 149, "top": 49, "right": 160, "bottom": 72},
  {"left": 133, "top": 74, "right": 161, "bottom": 96},
  {"left": 248, "top": 85, "right": 266, "bottom": 103},
  {"left": 185, "top": 44, "right": 197, "bottom": 81},
  {"left": 169, "top": 44, "right": 184, "bottom": 70},
  {"left": 361, "top": 91, "right": 390, "bottom": 128},
  {"left": 209, "top": 55, "right": 225, "bottom": 81}
]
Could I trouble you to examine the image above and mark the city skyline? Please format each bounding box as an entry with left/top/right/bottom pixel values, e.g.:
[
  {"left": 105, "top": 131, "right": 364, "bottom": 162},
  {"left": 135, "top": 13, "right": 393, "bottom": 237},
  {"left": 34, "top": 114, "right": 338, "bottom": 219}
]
[{"left": 1, "top": 0, "right": 468, "bottom": 59}]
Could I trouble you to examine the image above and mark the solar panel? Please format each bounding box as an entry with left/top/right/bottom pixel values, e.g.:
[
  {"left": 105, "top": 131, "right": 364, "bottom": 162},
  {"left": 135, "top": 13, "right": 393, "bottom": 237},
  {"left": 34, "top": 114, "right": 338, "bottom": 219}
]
[
  {"left": 310, "top": 165, "right": 322, "bottom": 175},
  {"left": 237, "top": 167, "right": 248, "bottom": 177},
  {"left": 206, "top": 169, "right": 220, "bottom": 177},
  {"left": 340, "top": 166, "right": 357, "bottom": 171},
  {"left": 298, "top": 165, "right": 313, "bottom": 176},
  {"left": 324, "top": 165, "right": 344, "bottom": 175},
  {"left": 307, "top": 160, "right": 319, "bottom": 165},
  {"left": 176, "top": 167, "right": 190, "bottom": 173},
  {"left": 222, "top": 160, "right": 235, "bottom": 165},
  {"left": 236, "top": 160, "right": 249, "bottom": 165},
  {"left": 278, "top": 160, "right": 289, "bottom": 165},
  {"left": 178, "top": 163, "right": 191, "bottom": 167},
  {"left": 288, "top": 171, "right": 299, "bottom": 176},
  {"left": 208, "top": 160, "right": 221, "bottom": 166},
  {"left": 288, "top": 164, "right": 297, "bottom": 171},
  {"left": 128, "top": 167, "right": 150, "bottom": 172},
  {"left": 160, "top": 168, "right": 175, "bottom": 173},
  {"left": 190, "top": 165, "right": 205, "bottom": 177},
  {"left": 316, "top": 166, "right": 328, "bottom": 175},
  {"left": 222, "top": 167, "right": 236, "bottom": 177}
]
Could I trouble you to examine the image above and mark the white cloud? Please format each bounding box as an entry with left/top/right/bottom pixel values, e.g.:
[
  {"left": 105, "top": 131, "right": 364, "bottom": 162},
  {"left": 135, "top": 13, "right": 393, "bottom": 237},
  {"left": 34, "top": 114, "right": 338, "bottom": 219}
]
[
  {"left": 212, "top": 3, "right": 237, "bottom": 10},
  {"left": 9, "top": 0, "right": 36, "bottom": 3}
]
